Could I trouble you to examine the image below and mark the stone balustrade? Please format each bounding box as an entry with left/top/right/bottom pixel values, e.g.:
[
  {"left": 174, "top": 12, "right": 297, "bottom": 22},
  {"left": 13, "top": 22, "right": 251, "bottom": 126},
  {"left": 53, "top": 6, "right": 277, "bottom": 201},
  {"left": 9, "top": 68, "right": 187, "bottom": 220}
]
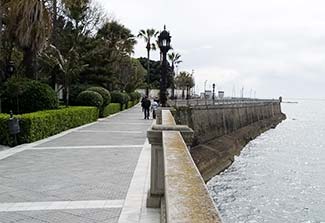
[
  {"left": 169, "top": 98, "right": 280, "bottom": 107},
  {"left": 147, "top": 108, "right": 222, "bottom": 222}
]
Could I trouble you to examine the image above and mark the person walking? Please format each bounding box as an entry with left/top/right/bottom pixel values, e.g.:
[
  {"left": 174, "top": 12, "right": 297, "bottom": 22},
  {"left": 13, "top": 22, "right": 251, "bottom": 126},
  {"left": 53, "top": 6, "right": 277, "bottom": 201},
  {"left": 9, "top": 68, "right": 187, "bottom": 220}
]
[
  {"left": 141, "top": 96, "right": 151, "bottom": 119},
  {"left": 151, "top": 99, "right": 159, "bottom": 119}
]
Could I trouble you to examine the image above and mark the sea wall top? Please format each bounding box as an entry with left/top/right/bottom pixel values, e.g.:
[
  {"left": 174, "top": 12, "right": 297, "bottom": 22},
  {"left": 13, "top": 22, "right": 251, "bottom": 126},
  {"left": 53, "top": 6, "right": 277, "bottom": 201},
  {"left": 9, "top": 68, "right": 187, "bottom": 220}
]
[{"left": 171, "top": 99, "right": 283, "bottom": 145}]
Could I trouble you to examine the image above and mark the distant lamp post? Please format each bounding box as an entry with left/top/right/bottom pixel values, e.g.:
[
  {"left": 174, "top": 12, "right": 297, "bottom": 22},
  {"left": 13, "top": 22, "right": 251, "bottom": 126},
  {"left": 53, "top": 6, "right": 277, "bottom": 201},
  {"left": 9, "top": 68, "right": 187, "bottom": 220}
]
[
  {"left": 158, "top": 25, "right": 171, "bottom": 107},
  {"left": 186, "top": 84, "right": 190, "bottom": 100},
  {"left": 212, "top": 83, "right": 216, "bottom": 101}
]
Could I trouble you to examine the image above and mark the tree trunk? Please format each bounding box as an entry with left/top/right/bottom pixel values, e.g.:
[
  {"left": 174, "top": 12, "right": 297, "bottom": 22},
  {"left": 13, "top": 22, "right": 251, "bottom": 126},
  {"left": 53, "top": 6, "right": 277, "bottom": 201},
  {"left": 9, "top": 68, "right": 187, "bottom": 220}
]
[
  {"left": 22, "top": 48, "right": 36, "bottom": 79},
  {"left": 146, "top": 48, "right": 150, "bottom": 96},
  {"left": 52, "top": 0, "right": 57, "bottom": 44}
]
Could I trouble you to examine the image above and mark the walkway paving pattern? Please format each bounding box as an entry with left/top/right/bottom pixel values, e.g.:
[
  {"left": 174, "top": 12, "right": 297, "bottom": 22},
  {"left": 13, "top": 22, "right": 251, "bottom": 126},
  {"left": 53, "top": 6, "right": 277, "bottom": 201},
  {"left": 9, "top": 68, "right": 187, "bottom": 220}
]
[{"left": 0, "top": 105, "right": 158, "bottom": 223}]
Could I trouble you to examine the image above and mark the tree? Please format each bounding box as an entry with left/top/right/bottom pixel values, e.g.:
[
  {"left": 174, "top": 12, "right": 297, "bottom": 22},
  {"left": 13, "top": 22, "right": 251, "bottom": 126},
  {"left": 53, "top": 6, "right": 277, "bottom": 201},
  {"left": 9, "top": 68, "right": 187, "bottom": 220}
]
[
  {"left": 168, "top": 52, "right": 182, "bottom": 98},
  {"left": 39, "top": 44, "right": 87, "bottom": 106},
  {"left": 175, "top": 71, "right": 195, "bottom": 99},
  {"left": 138, "top": 57, "right": 173, "bottom": 90},
  {"left": 7, "top": 0, "right": 52, "bottom": 78},
  {"left": 115, "top": 58, "right": 146, "bottom": 93},
  {"left": 97, "top": 21, "right": 136, "bottom": 55},
  {"left": 137, "top": 28, "right": 159, "bottom": 96},
  {"left": 78, "top": 20, "right": 137, "bottom": 89}
]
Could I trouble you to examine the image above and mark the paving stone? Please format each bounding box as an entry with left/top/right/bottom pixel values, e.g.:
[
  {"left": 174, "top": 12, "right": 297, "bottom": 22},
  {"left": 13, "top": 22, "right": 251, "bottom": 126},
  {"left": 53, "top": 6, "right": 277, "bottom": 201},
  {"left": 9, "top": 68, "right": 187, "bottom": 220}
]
[
  {"left": 0, "top": 211, "right": 30, "bottom": 222},
  {"left": 0, "top": 147, "right": 141, "bottom": 202},
  {"left": 0, "top": 105, "right": 152, "bottom": 222}
]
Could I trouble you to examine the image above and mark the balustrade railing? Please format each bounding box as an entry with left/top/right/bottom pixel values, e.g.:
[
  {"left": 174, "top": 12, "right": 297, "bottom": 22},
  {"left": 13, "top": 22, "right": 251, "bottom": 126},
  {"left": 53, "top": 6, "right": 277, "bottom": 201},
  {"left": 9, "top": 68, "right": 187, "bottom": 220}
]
[
  {"left": 147, "top": 108, "right": 222, "bottom": 222},
  {"left": 169, "top": 98, "right": 280, "bottom": 107}
]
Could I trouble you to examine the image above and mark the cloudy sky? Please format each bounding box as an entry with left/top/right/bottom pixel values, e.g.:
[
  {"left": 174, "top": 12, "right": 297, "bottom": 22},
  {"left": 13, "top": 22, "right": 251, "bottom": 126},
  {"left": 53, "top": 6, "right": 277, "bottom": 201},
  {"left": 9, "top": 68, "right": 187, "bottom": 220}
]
[{"left": 97, "top": 0, "right": 325, "bottom": 99}]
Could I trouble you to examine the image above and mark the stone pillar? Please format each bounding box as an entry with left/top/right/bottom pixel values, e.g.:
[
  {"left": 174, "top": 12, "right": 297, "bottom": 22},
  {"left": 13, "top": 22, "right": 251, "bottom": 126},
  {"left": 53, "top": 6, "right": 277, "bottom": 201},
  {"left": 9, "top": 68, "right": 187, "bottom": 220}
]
[{"left": 147, "top": 123, "right": 194, "bottom": 208}]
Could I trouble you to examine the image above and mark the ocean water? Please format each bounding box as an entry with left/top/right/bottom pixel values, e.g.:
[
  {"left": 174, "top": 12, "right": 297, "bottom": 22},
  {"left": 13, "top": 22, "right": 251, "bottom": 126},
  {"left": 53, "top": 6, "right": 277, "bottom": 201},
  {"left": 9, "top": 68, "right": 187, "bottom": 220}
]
[{"left": 208, "top": 100, "right": 325, "bottom": 223}]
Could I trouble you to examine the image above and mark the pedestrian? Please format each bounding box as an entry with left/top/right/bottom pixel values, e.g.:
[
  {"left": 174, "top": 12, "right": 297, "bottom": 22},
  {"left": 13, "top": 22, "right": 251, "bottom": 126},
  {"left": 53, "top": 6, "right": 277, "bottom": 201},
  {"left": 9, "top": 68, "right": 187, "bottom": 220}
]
[
  {"left": 141, "top": 96, "right": 151, "bottom": 119},
  {"left": 151, "top": 99, "right": 159, "bottom": 119}
]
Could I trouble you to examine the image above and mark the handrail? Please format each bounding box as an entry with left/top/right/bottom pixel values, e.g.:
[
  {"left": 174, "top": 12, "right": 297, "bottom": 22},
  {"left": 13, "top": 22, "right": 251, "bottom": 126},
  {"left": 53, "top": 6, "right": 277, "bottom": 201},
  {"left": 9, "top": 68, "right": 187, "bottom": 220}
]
[
  {"left": 169, "top": 98, "right": 280, "bottom": 107},
  {"left": 147, "top": 108, "right": 222, "bottom": 222},
  {"left": 162, "top": 110, "right": 176, "bottom": 126},
  {"left": 163, "top": 130, "right": 222, "bottom": 223}
]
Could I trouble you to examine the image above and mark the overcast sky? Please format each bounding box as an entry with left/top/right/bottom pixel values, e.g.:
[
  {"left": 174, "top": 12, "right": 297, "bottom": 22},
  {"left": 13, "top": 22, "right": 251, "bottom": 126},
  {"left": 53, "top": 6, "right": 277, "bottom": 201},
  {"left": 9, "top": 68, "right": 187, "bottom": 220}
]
[{"left": 97, "top": 0, "right": 325, "bottom": 99}]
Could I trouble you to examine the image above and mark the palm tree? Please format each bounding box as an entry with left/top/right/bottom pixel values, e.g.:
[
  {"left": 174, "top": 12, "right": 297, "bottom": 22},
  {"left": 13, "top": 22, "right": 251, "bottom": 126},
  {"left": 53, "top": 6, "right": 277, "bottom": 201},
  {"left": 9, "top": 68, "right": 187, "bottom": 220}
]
[
  {"left": 137, "top": 28, "right": 159, "bottom": 96},
  {"left": 175, "top": 71, "right": 195, "bottom": 99},
  {"left": 168, "top": 52, "right": 182, "bottom": 98},
  {"left": 8, "top": 0, "right": 51, "bottom": 78}
]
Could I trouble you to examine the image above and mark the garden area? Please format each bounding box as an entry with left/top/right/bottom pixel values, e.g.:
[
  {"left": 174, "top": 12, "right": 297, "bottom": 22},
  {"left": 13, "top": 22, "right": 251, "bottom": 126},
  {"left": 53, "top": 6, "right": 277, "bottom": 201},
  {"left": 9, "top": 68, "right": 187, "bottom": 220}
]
[
  {"left": 0, "top": 0, "right": 195, "bottom": 146},
  {"left": 0, "top": 0, "right": 143, "bottom": 146}
]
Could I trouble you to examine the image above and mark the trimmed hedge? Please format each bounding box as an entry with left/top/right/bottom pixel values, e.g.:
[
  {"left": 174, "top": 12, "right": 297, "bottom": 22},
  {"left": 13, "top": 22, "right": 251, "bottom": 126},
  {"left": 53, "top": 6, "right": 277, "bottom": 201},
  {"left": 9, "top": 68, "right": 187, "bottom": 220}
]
[
  {"left": 102, "top": 103, "right": 121, "bottom": 117},
  {"left": 128, "top": 101, "right": 133, "bottom": 108},
  {"left": 2, "top": 78, "right": 59, "bottom": 114},
  {"left": 123, "top": 93, "right": 130, "bottom": 108},
  {"left": 111, "top": 91, "right": 124, "bottom": 104},
  {"left": 111, "top": 91, "right": 129, "bottom": 110},
  {"left": 87, "top": 87, "right": 111, "bottom": 106},
  {"left": 0, "top": 107, "right": 98, "bottom": 146},
  {"left": 77, "top": 91, "right": 103, "bottom": 108},
  {"left": 69, "top": 84, "right": 92, "bottom": 105},
  {"left": 87, "top": 87, "right": 111, "bottom": 118},
  {"left": 129, "top": 92, "right": 141, "bottom": 102}
]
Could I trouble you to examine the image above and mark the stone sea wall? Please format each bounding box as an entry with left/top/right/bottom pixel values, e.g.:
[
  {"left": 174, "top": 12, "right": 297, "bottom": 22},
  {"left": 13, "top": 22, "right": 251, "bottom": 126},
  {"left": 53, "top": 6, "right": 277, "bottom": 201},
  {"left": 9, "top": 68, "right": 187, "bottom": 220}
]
[{"left": 173, "top": 100, "right": 286, "bottom": 181}]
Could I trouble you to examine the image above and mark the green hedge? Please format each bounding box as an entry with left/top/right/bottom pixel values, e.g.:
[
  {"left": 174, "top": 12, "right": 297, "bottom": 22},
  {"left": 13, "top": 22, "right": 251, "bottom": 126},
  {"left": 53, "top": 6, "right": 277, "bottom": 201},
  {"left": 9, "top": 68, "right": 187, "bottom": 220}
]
[
  {"left": 102, "top": 103, "right": 121, "bottom": 117},
  {"left": 2, "top": 78, "right": 59, "bottom": 114},
  {"left": 128, "top": 101, "right": 133, "bottom": 108},
  {"left": 77, "top": 91, "right": 103, "bottom": 108},
  {"left": 0, "top": 107, "right": 98, "bottom": 146}
]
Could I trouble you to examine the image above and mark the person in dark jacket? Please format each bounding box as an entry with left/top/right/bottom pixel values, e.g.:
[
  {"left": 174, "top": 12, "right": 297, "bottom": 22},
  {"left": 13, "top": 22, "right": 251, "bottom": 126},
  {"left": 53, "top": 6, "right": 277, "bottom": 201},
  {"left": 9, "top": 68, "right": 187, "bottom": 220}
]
[{"left": 141, "top": 96, "right": 151, "bottom": 119}]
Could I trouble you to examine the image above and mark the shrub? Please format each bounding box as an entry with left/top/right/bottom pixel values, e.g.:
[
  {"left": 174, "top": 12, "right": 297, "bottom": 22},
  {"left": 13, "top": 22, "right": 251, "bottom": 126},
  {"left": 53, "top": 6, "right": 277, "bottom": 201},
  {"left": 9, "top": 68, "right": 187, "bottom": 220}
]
[
  {"left": 129, "top": 92, "right": 141, "bottom": 103},
  {"left": 111, "top": 91, "right": 124, "bottom": 104},
  {"left": 128, "top": 101, "right": 133, "bottom": 108},
  {"left": 102, "top": 103, "right": 121, "bottom": 117},
  {"left": 69, "top": 84, "right": 92, "bottom": 105},
  {"left": 87, "top": 87, "right": 111, "bottom": 106},
  {"left": 111, "top": 91, "right": 131, "bottom": 110},
  {"left": 77, "top": 91, "right": 103, "bottom": 108},
  {"left": 2, "top": 78, "right": 59, "bottom": 114},
  {"left": 0, "top": 107, "right": 99, "bottom": 146},
  {"left": 0, "top": 113, "right": 10, "bottom": 145},
  {"left": 122, "top": 93, "right": 130, "bottom": 105},
  {"left": 129, "top": 92, "right": 137, "bottom": 102}
]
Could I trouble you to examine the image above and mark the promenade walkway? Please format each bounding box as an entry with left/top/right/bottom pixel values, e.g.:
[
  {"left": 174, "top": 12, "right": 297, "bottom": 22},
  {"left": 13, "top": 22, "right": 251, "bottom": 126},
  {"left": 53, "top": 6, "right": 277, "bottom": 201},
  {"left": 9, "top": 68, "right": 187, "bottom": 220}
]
[{"left": 0, "top": 105, "right": 159, "bottom": 223}]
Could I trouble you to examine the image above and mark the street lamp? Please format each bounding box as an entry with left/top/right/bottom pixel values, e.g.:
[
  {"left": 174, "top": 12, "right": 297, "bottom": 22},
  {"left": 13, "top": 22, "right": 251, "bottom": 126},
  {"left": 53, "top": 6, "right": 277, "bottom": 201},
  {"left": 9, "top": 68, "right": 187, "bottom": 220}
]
[
  {"left": 158, "top": 25, "right": 171, "bottom": 107},
  {"left": 186, "top": 84, "right": 189, "bottom": 100},
  {"left": 212, "top": 83, "right": 215, "bottom": 101}
]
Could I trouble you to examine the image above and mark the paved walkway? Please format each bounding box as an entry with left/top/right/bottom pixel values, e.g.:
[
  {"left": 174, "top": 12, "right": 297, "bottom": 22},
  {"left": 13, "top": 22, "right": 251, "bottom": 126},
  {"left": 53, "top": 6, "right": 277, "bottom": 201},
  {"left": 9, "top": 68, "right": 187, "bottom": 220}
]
[{"left": 0, "top": 105, "right": 159, "bottom": 223}]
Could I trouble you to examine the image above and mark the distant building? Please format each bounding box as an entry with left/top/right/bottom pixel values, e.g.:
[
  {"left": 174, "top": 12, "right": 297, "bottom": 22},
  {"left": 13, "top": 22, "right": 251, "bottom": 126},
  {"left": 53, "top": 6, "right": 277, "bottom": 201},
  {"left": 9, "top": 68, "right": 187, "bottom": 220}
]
[
  {"left": 200, "top": 90, "right": 212, "bottom": 99},
  {"left": 218, "top": 91, "right": 224, "bottom": 99}
]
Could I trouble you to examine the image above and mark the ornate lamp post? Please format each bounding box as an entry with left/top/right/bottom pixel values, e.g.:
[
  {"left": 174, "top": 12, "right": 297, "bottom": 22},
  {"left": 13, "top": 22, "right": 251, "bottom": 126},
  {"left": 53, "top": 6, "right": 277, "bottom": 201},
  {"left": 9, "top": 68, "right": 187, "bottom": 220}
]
[
  {"left": 212, "top": 83, "right": 216, "bottom": 100},
  {"left": 158, "top": 25, "right": 171, "bottom": 107},
  {"left": 186, "top": 84, "right": 189, "bottom": 100}
]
